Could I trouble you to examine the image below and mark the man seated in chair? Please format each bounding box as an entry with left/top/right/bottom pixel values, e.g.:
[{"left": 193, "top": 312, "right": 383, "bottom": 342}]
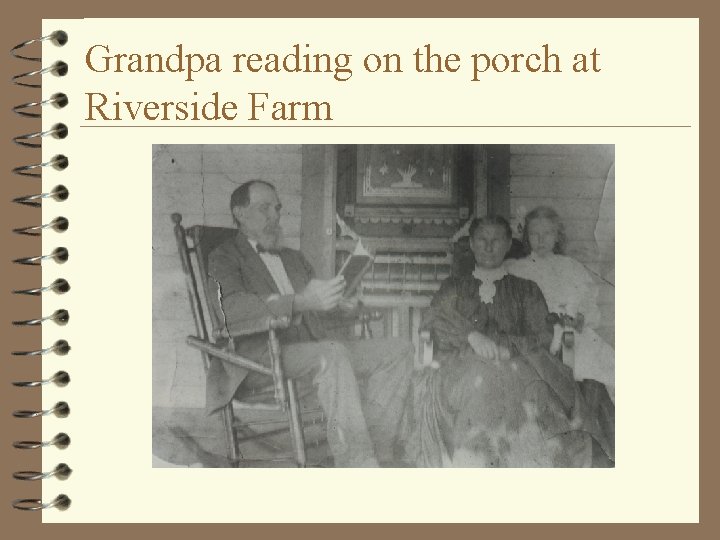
[{"left": 206, "top": 180, "right": 414, "bottom": 467}]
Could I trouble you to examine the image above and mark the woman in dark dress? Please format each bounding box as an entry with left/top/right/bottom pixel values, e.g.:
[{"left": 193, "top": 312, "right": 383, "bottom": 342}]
[{"left": 404, "top": 216, "right": 614, "bottom": 467}]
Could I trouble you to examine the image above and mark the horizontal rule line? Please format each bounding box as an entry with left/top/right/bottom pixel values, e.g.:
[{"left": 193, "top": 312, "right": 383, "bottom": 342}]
[{"left": 79, "top": 124, "right": 692, "bottom": 128}]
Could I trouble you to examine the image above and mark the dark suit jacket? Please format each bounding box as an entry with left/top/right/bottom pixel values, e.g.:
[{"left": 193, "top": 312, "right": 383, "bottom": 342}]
[{"left": 205, "top": 232, "right": 326, "bottom": 413}]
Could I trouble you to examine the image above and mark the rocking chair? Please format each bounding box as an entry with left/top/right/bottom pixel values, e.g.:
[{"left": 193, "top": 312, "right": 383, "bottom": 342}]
[{"left": 171, "top": 213, "right": 379, "bottom": 467}]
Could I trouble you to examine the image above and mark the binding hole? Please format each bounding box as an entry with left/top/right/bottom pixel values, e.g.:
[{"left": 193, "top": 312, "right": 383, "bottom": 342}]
[
  {"left": 51, "top": 92, "right": 69, "bottom": 108},
  {"left": 51, "top": 216, "right": 70, "bottom": 232},
  {"left": 51, "top": 30, "right": 68, "bottom": 46},
  {"left": 53, "top": 247, "right": 69, "bottom": 263},
  {"left": 52, "top": 185, "right": 70, "bottom": 201},
  {"left": 53, "top": 309, "right": 70, "bottom": 325},
  {"left": 52, "top": 278, "right": 71, "bottom": 293},
  {"left": 52, "top": 371, "right": 71, "bottom": 386},
  {"left": 51, "top": 154, "right": 69, "bottom": 170},
  {"left": 53, "top": 339, "right": 71, "bottom": 355},
  {"left": 53, "top": 402, "right": 70, "bottom": 418},
  {"left": 51, "top": 60, "right": 68, "bottom": 77},
  {"left": 52, "top": 123, "right": 69, "bottom": 139},
  {"left": 52, "top": 433, "right": 71, "bottom": 449}
]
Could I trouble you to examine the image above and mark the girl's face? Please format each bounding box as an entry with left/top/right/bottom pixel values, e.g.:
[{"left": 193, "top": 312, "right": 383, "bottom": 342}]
[{"left": 527, "top": 217, "right": 558, "bottom": 258}]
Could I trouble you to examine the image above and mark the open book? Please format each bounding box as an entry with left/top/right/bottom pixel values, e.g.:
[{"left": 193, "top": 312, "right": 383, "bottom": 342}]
[{"left": 337, "top": 240, "right": 374, "bottom": 297}]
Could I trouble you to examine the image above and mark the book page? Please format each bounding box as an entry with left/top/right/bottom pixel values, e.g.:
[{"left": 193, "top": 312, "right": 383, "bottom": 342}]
[
  {"left": 39, "top": 18, "right": 698, "bottom": 522},
  {"left": 337, "top": 240, "right": 373, "bottom": 297}
]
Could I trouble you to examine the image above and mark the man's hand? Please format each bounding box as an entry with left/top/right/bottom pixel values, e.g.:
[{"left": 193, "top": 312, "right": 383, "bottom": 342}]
[
  {"left": 468, "top": 331, "right": 510, "bottom": 362},
  {"left": 294, "top": 276, "right": 346, "bottom": 312}
]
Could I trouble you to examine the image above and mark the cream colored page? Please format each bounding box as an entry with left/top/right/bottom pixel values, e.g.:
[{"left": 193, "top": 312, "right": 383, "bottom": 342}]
[{"left": 39, "top": 18, "right": 698, "bottom": 522}]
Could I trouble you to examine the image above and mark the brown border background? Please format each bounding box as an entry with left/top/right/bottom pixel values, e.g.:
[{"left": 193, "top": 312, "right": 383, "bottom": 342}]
[{"left": 1, "top": 1, "right": 714, "bottom": 537}]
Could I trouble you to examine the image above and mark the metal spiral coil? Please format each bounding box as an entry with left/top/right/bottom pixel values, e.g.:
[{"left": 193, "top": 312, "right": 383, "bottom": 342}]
[
  {"left": 13, "top": 433, "right": 71, "bottom": 450},
  {"left": 12, "top": 370, "right": 71, "bottom": 388},
  {"left": 10, "top": 30, "right": 68, "bottom": 61},
  {"left": 13, "top": 92, "right": 68, "bottom": 118},
  {"left": 12, "top": 339, "right": 71, "bottom": 357},
  {"left": 13, "top": 463, "right": 73, "bottom": 482},
  {"left": 13, "top": 153, "right": 69, "bottom": 178},
  {"left": 13, "top": 184, "right": 69, "bottom": 208},
  {"left": 13, "top": 246, "right": 69, "bottom": 266},
  {"left": 12, "top": 60, "right": 68, "bottom": 88},
  {"left": 13, "top": 216, "right": 69, "bottom": 236},
  {"left": 12, "top": 495, "right": 71, "bottom": 512},
  {"left": 13, "top": 309, "right": 70, "bottom": 327},
  {"left": 14, "top": 123, "right": 69, "bottom": 148},
  {"left": 11, "top": 31, "right": 71, "bottom": 512},
  {"left": 13, "top": 401, "right": 71, "bottom": 419},
  {"left": 13, "top": 277, "right": 70, "bottom": 296}
]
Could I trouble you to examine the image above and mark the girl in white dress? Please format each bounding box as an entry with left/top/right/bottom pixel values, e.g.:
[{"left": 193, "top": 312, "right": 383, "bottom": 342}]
[{"left": 508, "top": 206, "right": 615, "bottom": 402}]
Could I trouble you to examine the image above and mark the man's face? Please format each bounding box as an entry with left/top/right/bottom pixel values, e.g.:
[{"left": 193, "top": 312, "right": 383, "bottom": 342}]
[
  {"left": 234, "top": 183, "right": 282, "bottom": 249},
  {"left": 470, "top": 224, "right": 511, "bottom": 269}
]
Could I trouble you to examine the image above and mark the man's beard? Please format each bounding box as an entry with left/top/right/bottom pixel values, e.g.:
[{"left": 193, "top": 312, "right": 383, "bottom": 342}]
[{"left": 257, "top": 224, "right": 282, "bottom": 251}]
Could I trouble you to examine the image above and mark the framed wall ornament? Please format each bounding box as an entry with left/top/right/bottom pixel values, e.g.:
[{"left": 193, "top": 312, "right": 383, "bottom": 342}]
[
  {"left": 356, "top": 145, "right": 456, "bottom": 205},
  {"left": 336, "top": 144, "right": 475, "bottom": 237}
]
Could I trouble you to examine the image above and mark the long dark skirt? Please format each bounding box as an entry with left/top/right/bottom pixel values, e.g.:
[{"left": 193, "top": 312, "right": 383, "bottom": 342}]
[{"left": 403, "top": 347, "right": 614, "bottom": 467}]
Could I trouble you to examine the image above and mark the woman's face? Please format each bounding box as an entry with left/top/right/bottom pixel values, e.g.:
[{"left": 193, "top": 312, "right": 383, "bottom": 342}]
[
  {"left": 470, "top": 224, "right": 511, "bottom": 269},
  {"left": 527, "top": 217, "right": 558, "bottom": 258}
]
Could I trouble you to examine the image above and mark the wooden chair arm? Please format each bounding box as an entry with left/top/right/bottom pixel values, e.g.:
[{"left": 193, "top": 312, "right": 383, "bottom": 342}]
[
  {"left": 186, "top": 336, "right": 273, "bottom": 376},
  {"left": 211, "top": 315, "right": 291, "bottom": 341},
  {"left": 416, "top": 329, "right": 438, "bottom": 370}
]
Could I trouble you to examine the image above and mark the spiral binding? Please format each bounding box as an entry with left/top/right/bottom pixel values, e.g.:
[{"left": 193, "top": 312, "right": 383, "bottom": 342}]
[{"left": 11, "top": 30, "right": 71, "bottom": 512}]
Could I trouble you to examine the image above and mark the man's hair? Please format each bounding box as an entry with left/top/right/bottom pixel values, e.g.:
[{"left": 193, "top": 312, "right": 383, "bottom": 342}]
[
  {"left": 468, "top": 215, "right": 512, "bottom": 240},
  {"left": 229, "top": 180, "right": 277, "bottom": 226},
  {"left": 229, "top": 180, "right": 277, "bottom": 213}
]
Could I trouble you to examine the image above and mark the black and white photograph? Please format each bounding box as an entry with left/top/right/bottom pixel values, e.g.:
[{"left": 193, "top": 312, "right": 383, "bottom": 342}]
[{"left": 152, "top": 144, "right": 615, "bottom": 468}]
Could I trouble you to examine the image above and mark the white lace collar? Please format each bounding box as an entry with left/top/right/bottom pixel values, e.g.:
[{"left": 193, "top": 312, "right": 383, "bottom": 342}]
[{"left": 472, "top": 264, "right": 508, "bottom": 304}]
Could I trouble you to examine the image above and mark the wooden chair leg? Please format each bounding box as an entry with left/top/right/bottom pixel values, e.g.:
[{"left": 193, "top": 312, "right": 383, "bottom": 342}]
[
  {"left": 286, "top": 380, "right": 307, "bottom": 467},
  {"left": 221, "top": 403, "right": 240, "bottom": 468}
]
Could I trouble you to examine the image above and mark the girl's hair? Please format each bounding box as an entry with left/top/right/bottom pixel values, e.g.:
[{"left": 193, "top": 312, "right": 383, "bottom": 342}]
[{"left": 522, "top": 206, "right": 567, "bottom": 255}]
